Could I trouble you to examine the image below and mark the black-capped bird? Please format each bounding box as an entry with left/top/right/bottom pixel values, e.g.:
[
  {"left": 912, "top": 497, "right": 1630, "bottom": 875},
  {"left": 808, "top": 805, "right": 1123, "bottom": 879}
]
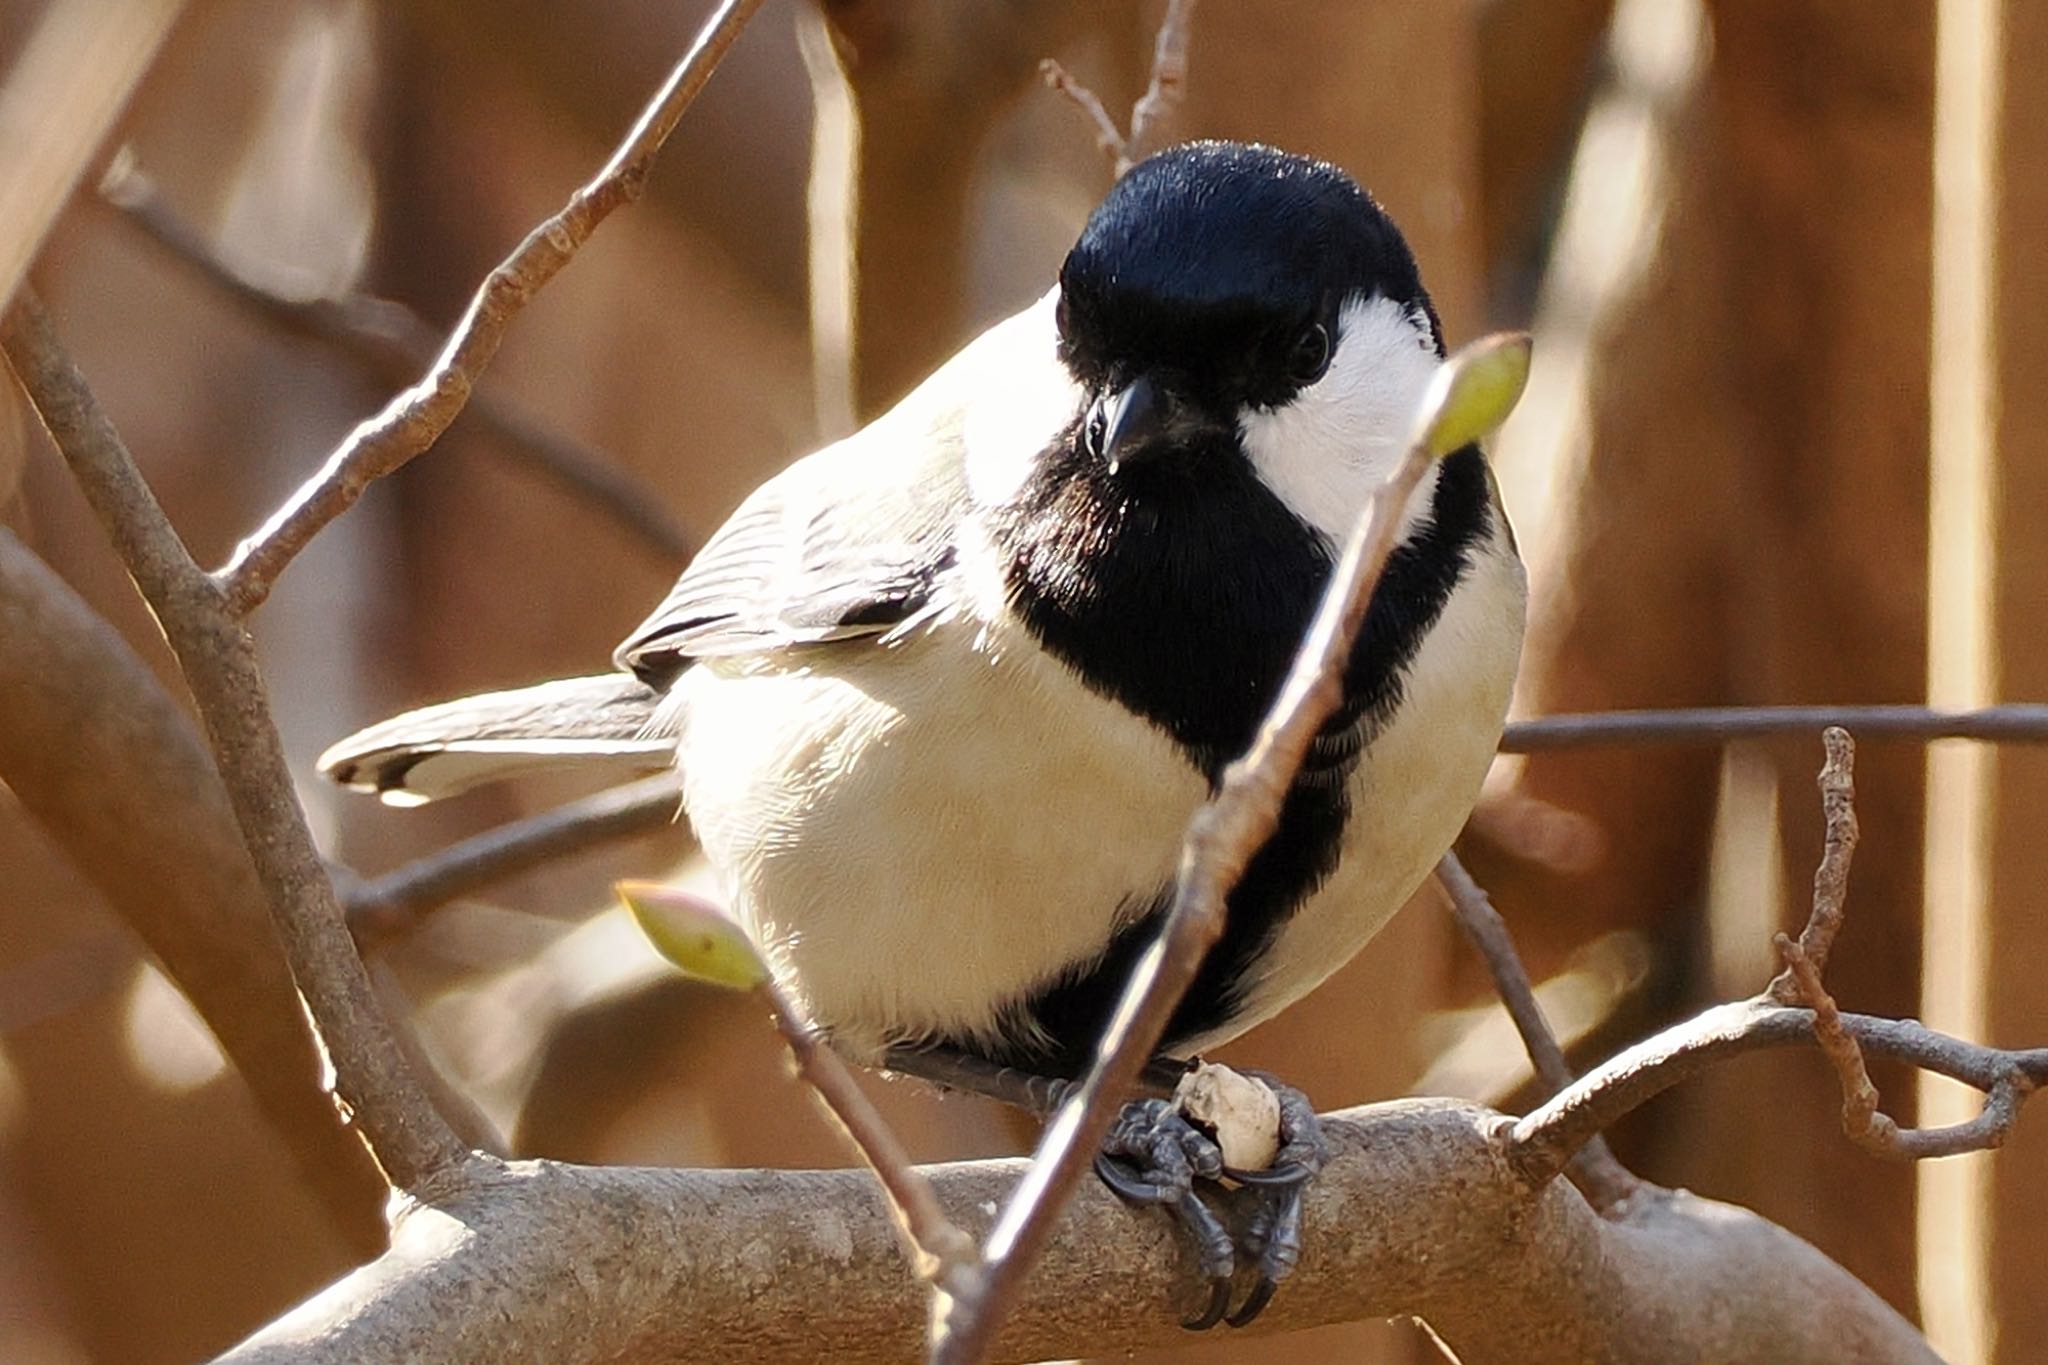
[{"left": 322, "top": 140, "right": 1526, "bottom": 1328}]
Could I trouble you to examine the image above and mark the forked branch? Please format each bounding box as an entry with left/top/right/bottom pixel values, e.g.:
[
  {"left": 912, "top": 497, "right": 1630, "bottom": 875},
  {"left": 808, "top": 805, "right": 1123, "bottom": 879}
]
[
  {"left": 1039, "top": 0, "right": 1197, "bottom": 179},
  {"left": 1508, "top": 727, "right": 2048, "bottom": 1183},
  {"left": 212, "top": 0, "right": 764, "bottom": 614}
]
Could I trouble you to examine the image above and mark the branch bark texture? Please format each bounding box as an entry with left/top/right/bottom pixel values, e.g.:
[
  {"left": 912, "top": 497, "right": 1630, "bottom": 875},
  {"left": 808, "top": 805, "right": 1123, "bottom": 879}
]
[{"left": 215, "top": 1100, "right": 1934, "bottom": 1365}]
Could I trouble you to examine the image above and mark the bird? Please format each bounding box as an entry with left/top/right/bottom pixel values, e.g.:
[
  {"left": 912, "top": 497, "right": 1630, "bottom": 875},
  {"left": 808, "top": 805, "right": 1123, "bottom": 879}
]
[{"left": 320, "top": 139, "right": 1527, "bottom": 1329}]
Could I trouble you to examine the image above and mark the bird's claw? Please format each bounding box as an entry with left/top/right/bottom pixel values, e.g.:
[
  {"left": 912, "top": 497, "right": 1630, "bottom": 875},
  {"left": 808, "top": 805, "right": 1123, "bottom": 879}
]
[{"left": 1094, "top": 1073, "right": 1328, "bottom": 1331}]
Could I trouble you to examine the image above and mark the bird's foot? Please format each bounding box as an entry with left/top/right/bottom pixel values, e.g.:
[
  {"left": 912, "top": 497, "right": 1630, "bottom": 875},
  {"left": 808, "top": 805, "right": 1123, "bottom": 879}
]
[{"left": 1095, "top": 1070, "right": 1329, "bottom": 1330}]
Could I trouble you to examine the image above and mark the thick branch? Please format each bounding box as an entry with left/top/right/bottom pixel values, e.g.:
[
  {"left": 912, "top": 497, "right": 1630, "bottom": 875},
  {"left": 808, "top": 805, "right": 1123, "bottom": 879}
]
[
  {"left": 2, "top": 291, "right": 468, "bottom": 1191},
  {"left": 96, "top": 158, "right": 692, "bottom": 563},
  {"left": 215, "top": 1101, "right": 1933, "bottom": 1365},
  {"left": 212, "top": 0, "right": 765, "bottom": 613},
  {"left": 0, "top": 527, "right": 383, "bottom": 1249},
  {"left": 1501, "top": 702, "right": 2048, "bottom": 750}
]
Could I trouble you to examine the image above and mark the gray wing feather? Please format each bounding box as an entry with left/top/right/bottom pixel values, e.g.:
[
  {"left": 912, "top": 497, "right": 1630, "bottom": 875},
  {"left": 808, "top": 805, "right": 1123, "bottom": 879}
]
[{"left": 614, "top": 412, "right": 967, "bottom": 682}]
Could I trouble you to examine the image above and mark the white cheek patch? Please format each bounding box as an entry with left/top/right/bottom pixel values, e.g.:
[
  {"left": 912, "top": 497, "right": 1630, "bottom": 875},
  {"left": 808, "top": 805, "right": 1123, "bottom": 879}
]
[
  {"left": 1236, "top": 292, "right": 1442, "bottom": 545},
  {"left": 962, "top": 288, "right": 1084, "bottom": 509}
]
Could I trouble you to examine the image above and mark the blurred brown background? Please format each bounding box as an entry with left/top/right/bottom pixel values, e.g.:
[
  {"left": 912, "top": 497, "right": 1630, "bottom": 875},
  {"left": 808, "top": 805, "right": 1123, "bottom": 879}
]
[{"left": 1, "top": 0, "right": 2042, "bottom": 1361}]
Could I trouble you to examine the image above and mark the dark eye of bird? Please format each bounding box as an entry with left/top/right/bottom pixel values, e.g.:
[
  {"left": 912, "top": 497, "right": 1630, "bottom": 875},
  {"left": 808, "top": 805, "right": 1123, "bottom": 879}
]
[{"left": 1287, "top": 322, "right": 1332, "bottom": 386}]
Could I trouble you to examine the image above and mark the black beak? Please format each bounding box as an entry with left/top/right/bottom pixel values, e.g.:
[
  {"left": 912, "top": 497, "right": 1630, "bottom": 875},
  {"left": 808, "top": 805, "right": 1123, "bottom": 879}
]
[{"left": 1093, "top": 374, "right": 1176, "bottom": 474}]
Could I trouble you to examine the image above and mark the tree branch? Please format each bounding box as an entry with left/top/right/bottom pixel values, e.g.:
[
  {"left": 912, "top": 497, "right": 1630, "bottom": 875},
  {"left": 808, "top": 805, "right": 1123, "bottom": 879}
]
[
  {"left": 2, "top": 289, "right": 469, "bottom": 1191},
  {"left": 1501, "top": 702, "right": 2048, "bottom": 750},
  {"left": 343, "top": 775, "right": 683, "bottom": 950},
  {"left": 211, "top": 0, "right": 766, "bottom": 614},
  {"left": 1766, "top": 725, "right": 1859, "bottom": 998},
  {"left": 1123, "top": 0, "right": 1197, "bottom": 169},
  {"left": 1436, "top": 851, "right": 1638, "bottom": 1210},
  {"left": 95, "top": 155, "right": 693, "bottom": 564},
  {"left": 0, "top": 526, "right": 384, "bottom": 1250},
  {"left": 1510, "top": 998, "right": 2048, "bottom": 1184},
  {"left": 1509, "top": 726, "right": 2047, "bottom": 1180},
  {"left": 213, "top": 1101, "right": 1935, "bottom": 1365},
  {"left": 763, "top": 985, "right": 978, "bottom": 1296},
  {"left": 1038, "top": 0, "right": 1197, "bottom": 180}
]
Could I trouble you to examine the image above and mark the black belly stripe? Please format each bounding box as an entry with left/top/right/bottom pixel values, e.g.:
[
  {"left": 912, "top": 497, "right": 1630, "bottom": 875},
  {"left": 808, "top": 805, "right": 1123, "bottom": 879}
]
[{"left": 957, "top": 440, "right": 1493, "bottom": 1075}]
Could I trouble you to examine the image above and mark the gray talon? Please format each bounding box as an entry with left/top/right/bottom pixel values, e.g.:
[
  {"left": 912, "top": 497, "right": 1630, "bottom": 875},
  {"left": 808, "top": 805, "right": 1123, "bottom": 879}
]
[
  {"left": 1094, "top": 1075, "right": 1328, "bottom": 1332},
  {"left": 1184, "top": 1277, "right": 1233, "bottom": 1332},
  {"left": 1225, "top": 1276, "right": 1277, "bottom": 1328},
  {"left": 1224, "top": 1072, "right": 1327, "bottom": 1326}
]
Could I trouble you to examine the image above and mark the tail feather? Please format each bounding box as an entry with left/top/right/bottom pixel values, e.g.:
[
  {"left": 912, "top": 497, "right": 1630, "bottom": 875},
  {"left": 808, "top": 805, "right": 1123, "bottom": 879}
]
[{"left": 318, "top": 673, "right": 670, "bottom": 805}]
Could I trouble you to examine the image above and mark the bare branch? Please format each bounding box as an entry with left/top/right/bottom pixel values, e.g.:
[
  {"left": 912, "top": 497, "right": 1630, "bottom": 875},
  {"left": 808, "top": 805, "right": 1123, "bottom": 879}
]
[
  {"left": 1438, "top": 852, "right": 1575, "bottom": 1093},
  {"left": 1776, "top": 935, "right": 2035, "bottom": 1160},
  {"left": 1436, "top": 852, "right": 1637, "bottom": 1210},
  {"left": 621, "top": 879, "right": 974, "bottom": 1301},
  {"left": 2, "top": 289, "right": 468, "bottom": 1191},
  {"left": 1039, "top": 0, "right": 1196, "bottom": 180},
  {"left": 1767, "top": 725, "right": 1859, "bottom": 999},
  {"left": 0, "top": 525, "right": 383, "bottom": 1249},
  {"left": 761, "top": 986, "right": 978, "bottom": 1298},
  {"left": 1124, "top": 0, "right": 1198, "bottom": 169},
  {"left": 938, "top": 333, "right": 1532, "bottom": 1361},
  {"left": 368, "top": 963, "right": 509, "bottom": 1157},
  {"left": 95, "top": 156, "right": 693, "bottom": 564},
  {"left": 215, "top": 1101, "right": 1936, "bottom": 1365},
  {"left": 1508, "top": 727, "right": 2044, "bottom": 1180},
  {"left": 1037, "top": 59, "right": 1128, "bottom": 168},
  {"left": 1510, "top": 998, "right": 2048, "bottom": 1183},
  {"left": 211, "top": 0, "right": 766, "bottom": 614},
  {"left": 344, "top": 775, "right": 683, "bottom": 950},
  {"left": 1501, "top": 702, "right": 2048, "bottom": 750}
]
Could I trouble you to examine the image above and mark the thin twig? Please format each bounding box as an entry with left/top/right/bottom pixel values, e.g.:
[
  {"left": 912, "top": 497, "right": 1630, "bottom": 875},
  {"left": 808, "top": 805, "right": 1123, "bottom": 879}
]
[
  {"left": 762, "top": 985, "right": 979, "bottom": 1297},
  {"left": 368, "top": 962, "right": 509, "bottom": 1156},
  {"left": 96, "top": 156, "right": 693, "bottom": 564},
  {"left": 1439, "top": 853, "right": 1576, "bottom": 1093},
  {"left": 1436, "top": 852, "right": 1638, "bottom": 1209},
  {"left": 212, "top": 0, "right": 765, "bottom": 615},
  {"left": 1123, "top": 0, "right": 1198, "bottom": 170},
  {"left": 2, "top": 289, "right": 469, "bottom": 1191},
  {"left": 1766, "top": 726, "right": 1858, "bottom": 1000},
  {"left": 1038, "top": 60, "right": 1128, "bottom": 167},
  {"left": 1509, "top": 998, "right": 2048, "bottom": 1182},
  {"left": 936, "top": 330, "right": 1521, "bottom": 1361},
  {"left": 1040, "top": 0, "right": 1197, "bottom": 180},
  {"left": 1509, "top": 729, "right": 2042, "bottom": 1181},
  {"left": 1500, "top": 703, "right": 2048, "bottom": 751},
  {"left": 1776, "top": 933, "right": 2034, "bottom": 1159},
  {"left": 345, "top": 775, "right": 682, "bottom": 950}
]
